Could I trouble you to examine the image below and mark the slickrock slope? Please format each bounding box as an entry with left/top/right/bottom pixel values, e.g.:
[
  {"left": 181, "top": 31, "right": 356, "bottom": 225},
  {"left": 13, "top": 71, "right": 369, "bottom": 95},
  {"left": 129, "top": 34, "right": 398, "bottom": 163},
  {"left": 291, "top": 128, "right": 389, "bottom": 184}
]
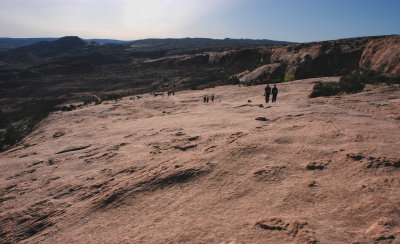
[
  {"left": 360, "top": 35, "right": 400, "bottom": 75},
  {"left": 1, "top": 78, "right": 400, "bottom": 243}
]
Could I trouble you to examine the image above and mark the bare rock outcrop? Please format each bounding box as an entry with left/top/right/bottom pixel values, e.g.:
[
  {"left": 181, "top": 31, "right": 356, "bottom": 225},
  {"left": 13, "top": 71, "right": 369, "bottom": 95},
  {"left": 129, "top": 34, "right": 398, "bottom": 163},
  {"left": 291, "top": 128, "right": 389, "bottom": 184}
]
[
  {"left": 235, "top": 35, "right": 399, "bottom": 85},
  {"left": 360, "top": 35, "right": 400, "bottom": 74},
  {"left": 142, "top": 35, "right": 398, "bottom": 88},
  {"left": 238, "top": 63, "right": 283, "bottom": 84}
]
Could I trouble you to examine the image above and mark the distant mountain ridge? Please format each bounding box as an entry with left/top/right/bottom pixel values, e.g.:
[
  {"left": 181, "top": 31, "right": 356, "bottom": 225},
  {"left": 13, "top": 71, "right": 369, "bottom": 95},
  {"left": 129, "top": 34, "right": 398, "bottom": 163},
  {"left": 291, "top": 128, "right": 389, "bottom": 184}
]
[
  {"left": 0, "top": 37, "right": 130, "bottom": 50},
  {"left": 128, "top": 37, "right": 292, "bottom": 48},
  {"left": 127, "top": 38, "right": 293, "bottom": 56},
  {"left": 0, "top": 36, "right": 294, "bottom": 66},
  {"left": 0, "top": 36, "right": 291, "bottom": 51}
]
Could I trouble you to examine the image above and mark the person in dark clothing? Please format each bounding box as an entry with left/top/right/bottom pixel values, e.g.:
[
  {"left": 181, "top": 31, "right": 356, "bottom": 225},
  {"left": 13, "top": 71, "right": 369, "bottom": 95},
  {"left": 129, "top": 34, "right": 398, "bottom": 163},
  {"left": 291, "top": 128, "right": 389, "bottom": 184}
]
[
  {"left": 211, "top": 94, "right": 215, "bottom": 102},
  {"left": 203, "top": 95, "right": 207, "bottom": 103},
  {"left": 272, "top": 84, "right": 278, "bottom": 103},
  {"left": 265, "top": 84, "right": 271, "bottom": 103}
]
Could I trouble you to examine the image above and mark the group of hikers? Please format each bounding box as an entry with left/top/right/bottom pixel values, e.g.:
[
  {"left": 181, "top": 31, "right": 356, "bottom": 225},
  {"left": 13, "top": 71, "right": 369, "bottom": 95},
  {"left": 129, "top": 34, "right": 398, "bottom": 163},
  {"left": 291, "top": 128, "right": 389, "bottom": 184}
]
[
  {"left": 150, "top": 84, "right": 278, "bottom": 105},
  {"left": 201, "top": 84, "right": 278, "bottom": 104},
  {"left": 265, "top": 84, "right": 278, "bottom": 103},
  {"left": 203, "top": 94, "right": 215, "bottom": 103}
]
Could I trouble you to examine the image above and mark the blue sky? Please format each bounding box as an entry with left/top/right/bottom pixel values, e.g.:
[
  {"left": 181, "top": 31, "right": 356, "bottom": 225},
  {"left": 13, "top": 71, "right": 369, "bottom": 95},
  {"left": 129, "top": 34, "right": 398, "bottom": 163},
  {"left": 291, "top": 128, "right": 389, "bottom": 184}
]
[{"left": 0, "top": 0, "right": 399, "bottom": 42}]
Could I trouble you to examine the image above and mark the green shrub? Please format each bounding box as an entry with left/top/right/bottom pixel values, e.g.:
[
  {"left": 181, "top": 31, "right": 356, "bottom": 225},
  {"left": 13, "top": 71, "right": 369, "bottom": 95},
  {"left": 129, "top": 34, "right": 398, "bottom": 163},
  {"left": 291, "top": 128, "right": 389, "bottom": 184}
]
[
  {"left": 0, "top": 117, "right": 36, "bottom": 150},
  {"left": 228, "top": 76, "right": 240, "bottom": 84},
  {"left": 60, "top": 104, "right": 76, "bottom": 111},
  {"left": 386, "top": 75, "right": 400, "bottom": 84},
  {"left": 360, "top": 70, "right": 400, "bottom": 85},
  {"left": 0, "top": 98, "right": 66, "bottom": 151},
  {"left": 310, "top": 74, "right": 365, "bottom": 98},
  {"left": 284, "top": 74, "right": 295, "bottom": 82},
  {"left": 338, "top": 73, "right": 365, "bottom": 93},
  {"left": 309, "top": 71, "right": 400, "bottom": 98},
  {"left": 309, "top": 81, "right": 341, "bottom": 98}
]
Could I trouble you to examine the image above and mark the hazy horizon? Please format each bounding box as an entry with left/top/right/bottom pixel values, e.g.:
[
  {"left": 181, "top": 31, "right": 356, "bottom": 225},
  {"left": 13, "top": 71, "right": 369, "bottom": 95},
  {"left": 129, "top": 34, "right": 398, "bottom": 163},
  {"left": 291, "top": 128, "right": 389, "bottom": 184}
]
[{"left": 1, "top": 0, "right": 399, "bottom": 43}]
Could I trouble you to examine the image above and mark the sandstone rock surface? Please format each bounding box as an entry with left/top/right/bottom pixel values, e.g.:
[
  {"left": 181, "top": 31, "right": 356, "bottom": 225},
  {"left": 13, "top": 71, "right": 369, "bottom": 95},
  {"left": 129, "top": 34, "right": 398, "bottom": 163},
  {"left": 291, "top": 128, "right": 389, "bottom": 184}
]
[{"left": 1, "top": 78, "right": 399, "bottom": 243}]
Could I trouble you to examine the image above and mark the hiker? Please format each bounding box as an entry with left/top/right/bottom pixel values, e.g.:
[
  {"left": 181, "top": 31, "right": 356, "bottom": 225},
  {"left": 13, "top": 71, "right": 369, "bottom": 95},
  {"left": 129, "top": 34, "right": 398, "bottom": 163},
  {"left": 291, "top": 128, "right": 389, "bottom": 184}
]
[
  {"left": 211, "top": 94, "right": 215, "bottom": 102},
  {"left": 272, "top": 84, "right": 278, "bottom": 103},
  {"left": 203, "top": 95, "right": 207, "bottom": 103},
  {"left": 206, "top": 95, "right": 209, "bottom": 103},
  {"left": 265, "top": 84, "right": 271, "bottom": 103}
]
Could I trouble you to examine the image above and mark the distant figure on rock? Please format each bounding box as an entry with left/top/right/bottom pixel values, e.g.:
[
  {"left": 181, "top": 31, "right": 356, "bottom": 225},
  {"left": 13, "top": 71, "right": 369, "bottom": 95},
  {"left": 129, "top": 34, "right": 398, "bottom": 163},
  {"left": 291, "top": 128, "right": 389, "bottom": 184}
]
[
  {"left": 211, "top": 94, "right": 215, "bottom": 102},
  {"left": 203, "top": 95, "right": 207, "bottom": 103},
  {"left": 265, "top": 84, "right": 271, "bottom": 103},
  {"left": 272, "top": 84, "right": 278, "bottom": 103},
  {"left": 206, "top": 95, "right": 209, "bottom": 103}
]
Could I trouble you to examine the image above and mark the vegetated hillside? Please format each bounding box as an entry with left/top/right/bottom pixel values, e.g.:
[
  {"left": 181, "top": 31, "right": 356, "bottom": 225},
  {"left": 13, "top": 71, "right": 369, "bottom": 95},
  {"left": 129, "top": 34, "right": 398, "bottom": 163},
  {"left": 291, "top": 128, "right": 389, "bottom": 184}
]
[{"left": 1, "top": 78, "right": 399, "bottom": 243}]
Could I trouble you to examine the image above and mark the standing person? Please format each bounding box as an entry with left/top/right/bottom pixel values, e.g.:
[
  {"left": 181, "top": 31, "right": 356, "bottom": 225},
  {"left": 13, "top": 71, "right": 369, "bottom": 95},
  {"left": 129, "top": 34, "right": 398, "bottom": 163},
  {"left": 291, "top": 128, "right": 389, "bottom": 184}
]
[
  {"left": 265, "top": 84, "right": 271, "bottom": 103},
  {"left": 203, "top": 95, "right": 206, "bottom": 103},
  {"left": 272, "top": 84, "right": 278, "bottom": 103},
  {"left": 211, "top": 94, "right": 215, "bottom": 102},
  {"left": 206, "top": 95, "right": 209, "bottom": 103}
]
